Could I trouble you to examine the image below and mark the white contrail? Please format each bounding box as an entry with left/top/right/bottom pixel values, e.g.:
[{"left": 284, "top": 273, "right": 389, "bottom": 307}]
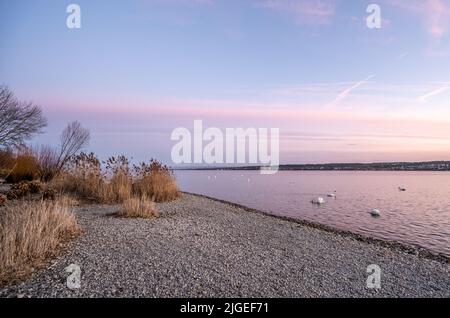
[
  {"left": 328, "top": 75, "right": 374, "bottom": 107},
  {"left": 417, "top": 84, "right": 450, "bottom": 102}
]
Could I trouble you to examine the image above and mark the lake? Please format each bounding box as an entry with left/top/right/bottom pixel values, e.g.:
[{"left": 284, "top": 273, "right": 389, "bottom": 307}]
[{"left": 175, "top": 170, "right": 450, "bottom": 257}]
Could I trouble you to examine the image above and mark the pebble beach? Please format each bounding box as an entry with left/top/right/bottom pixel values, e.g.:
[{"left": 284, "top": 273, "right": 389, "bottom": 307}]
[{"left": 1, "top": 193, "right": 448, "bottom": 298}]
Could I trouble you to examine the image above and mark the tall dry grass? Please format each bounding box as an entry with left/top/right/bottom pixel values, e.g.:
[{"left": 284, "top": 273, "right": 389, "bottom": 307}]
[
  {"left": 50, "top": 152, "right": 103, "bottom": 200},
  {"left": 0, "top": 199, "right": 80, "bottom": 285},
  {"left": 133, "top": 172, "right": 180, "bottom": 203},
  {"left": 99, "top": 171, "right": 133, "bottom": 203},
  {"left": 117, "top": 196, "right": 159, "bottom": 219},
  {"left": 133, "top": 159, "right": 180, "bottom": 203},
  {"left": 51, "top": 171, "right": 103, "bottom": 200},
  {"left": 33, "top": 144, "right": 59, "bottom": 182},
  {"left": 53, "top": 155, "right": 179, "bottom": 204}
]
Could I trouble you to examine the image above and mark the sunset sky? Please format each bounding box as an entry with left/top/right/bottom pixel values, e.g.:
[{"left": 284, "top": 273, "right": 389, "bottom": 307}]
[{"left": 1, "top": 0, "right": 450, "bottom": 164}]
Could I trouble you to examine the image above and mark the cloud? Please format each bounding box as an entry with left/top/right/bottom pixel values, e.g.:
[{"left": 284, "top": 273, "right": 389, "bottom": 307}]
[
  {"left": 257, "top": 0, "right": 337, "bottom": 25},
  {"left": 417, "top": 83, "right": 450, "bottom": 102},
  {"left": 327, "top": 75, "right": 374, "bottom": 107},
  {"left": 426, "top": 0, "right": 450, "bottom": 38},
  {"left": 387, "top": 0, "right": 450, "bottom": 39}
]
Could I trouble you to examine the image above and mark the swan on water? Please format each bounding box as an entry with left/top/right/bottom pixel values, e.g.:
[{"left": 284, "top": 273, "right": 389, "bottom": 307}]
[
  {"left": 327, "top": 190, "right": 337, "bottom": 198},
  {"left": 398, "top": 187, "right": 406, "bottom": 191},
  {"left": 369, "top": 209, "right": 381, "bottom": 217},
  {"left": 311, "top": 197, "right": 325, "bottom": 205}
]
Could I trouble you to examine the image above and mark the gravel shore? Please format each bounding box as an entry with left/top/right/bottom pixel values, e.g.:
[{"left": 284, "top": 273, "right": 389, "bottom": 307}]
[{"left": 1, "top": 193, "right": 448, "bottom": 298}]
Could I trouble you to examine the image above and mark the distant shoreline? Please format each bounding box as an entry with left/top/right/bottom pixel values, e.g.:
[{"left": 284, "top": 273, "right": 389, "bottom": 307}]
[{"left": 172, "top": 160, "right": 450, "bottom": 172}]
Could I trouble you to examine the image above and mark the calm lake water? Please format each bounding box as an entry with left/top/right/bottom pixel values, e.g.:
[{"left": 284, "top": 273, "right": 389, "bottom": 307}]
[{"left": 175, "top": 170, "right": 450, "bottom": 257}]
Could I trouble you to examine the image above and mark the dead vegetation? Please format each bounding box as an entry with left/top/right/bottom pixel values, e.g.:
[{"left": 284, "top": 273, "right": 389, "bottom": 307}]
[
  {"left": 52, "top": 154, "right": 179, "bottom": 206},
  {"left": 0, "top": 199, "right": 81, "bottom": 286},
  {"left": 0, "top": 132, "right": 179, "bottom": 286},
  {"left": 117, "top": 196, "right": 159, "bottom": 219}
]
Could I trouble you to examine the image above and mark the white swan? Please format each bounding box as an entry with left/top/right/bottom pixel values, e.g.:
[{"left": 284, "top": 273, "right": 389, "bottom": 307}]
[
  {"left": 369, "top": 209, "right": 381, "bottom": 217},
  {"left": 311, "top": 197, "right": 325, "bottom": 205},
  {"left": 327, "top": 193, "right": 336, "bottom": 198}
]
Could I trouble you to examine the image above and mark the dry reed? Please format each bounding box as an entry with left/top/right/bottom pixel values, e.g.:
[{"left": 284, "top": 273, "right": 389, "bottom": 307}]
[{"left": 0, "top": 199, "right": 80, "bottom": 285}]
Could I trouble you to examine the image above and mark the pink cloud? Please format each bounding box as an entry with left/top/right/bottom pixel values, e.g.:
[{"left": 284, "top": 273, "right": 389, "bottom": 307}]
[
  {"left": 40, "top": 96, "right": 450, "bottom": 128},
  {"left": 427, "top": 0, "right": 450, "bottom": 38},
  {"left": 38, "top": 95, "right": 450, "bottom": 161},
  {"left": 388, "top": 0, "right": 450, "bottom": 39},
  {"left": 257, "top": 0, "right": 337, "bottom": 25}
]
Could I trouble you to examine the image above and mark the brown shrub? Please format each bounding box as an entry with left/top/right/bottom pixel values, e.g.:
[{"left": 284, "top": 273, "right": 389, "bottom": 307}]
[
  {"left": 0, "top": 150, "right": 15, "bottom": 178},
  {"left": 42, "top": 188, "right": 56, "bottom": 201},
  {"left": 99, "top": 156, "right": 132, "bottom": 203},
  {"left": 10, "top": 181, "right": 31, "bottom": 192},
  {"left": 6, "top": 190, "right": 20, "bottom": 200},
  {"left": 58, "top": 195, "right": 80, "bottom": 207},
  {"left": 133, "top": 159, "right": 180, "bottom": 203},
  {"left": 51, "top": 171, "right": 103, "bottom": 200},
  {"left": 27, "top": 180, "right": 43, "bottom": 194},
  {"left": 0, "top": 194, "right": 6, "bottom": 206},
  {"left": 133, "top": 171, "right": 180, "bottom": 203},
  {"left": 51, "top": 152, "right": 103, "bottom": 200},
  {"left": 7, "top": 182, "right": 31, "bottom": 200},
  {"left": 117, "top": 196, "right": 159, "bottom": 219},
  {"left": 6, "top": 180, "right": 43, "bottom": 200},
  {"left": 0, "top": 199, "right": 80, "bottom": 286},
  {"left": 100, "top": 171, "right": 132, "bottom": 203},
  {"left": 0, "top": 169, "right": 10, "bottom": 180},
  {"left": 33, "top": 145, "right": 59, "bottom": 182},
  {"left": 52, "top": 155, "right": 180, "bottom": 204},
  {"left": 6, "top": 152, "right": 39, "bottom": 183}
]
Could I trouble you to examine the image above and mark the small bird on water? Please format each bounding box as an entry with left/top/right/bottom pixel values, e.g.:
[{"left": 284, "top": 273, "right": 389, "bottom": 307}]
[
  {"left": 311, "top": 197, "right": 325, "bottom": 205},
  {"left": 327, "top": 191, "right": 337, "bottom": 198}
]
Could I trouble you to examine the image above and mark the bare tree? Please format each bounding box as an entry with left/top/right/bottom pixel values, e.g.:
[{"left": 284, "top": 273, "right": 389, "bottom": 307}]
[
  {"left": 34, "top": 144, "right": 59, "bottom": 181},
  {"left": 56, "top": 121, "right": 90, "bottom": 171},
  {"left": 0, "top": 85, "right": 47, "bottom": 148}
]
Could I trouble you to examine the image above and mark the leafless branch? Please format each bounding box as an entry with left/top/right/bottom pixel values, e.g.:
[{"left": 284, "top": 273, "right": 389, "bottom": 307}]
[
  {"left": 57, "top": 121, "right": 90, "bottom": 171},
  {"left": 0, "top": 85, "right": 47, "bottom": 148}
]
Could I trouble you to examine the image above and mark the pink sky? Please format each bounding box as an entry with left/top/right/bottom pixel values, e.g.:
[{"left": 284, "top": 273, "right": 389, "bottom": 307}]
[{"left": 3, "top": 0, "right": 450, "bottom": 164}]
